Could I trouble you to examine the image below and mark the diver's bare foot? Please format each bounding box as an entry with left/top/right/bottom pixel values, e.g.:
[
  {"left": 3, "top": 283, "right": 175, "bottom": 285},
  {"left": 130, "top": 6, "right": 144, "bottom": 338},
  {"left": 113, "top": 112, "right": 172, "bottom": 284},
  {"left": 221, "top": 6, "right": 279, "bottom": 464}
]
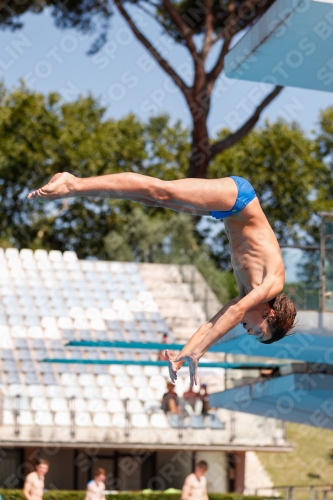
[{"left": 27, "top": 172, "right": 77, "bottom": 201}]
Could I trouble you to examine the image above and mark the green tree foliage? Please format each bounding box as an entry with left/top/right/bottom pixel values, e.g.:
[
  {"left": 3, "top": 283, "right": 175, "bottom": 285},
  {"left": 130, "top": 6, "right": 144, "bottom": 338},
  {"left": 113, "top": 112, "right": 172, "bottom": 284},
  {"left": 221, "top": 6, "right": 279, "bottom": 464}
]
[
  {"left": 0, "top": 0, "right": 280, "bottom": 178},
  {"left": 0, "top": 83, "right": 189, "bottom": 257}
]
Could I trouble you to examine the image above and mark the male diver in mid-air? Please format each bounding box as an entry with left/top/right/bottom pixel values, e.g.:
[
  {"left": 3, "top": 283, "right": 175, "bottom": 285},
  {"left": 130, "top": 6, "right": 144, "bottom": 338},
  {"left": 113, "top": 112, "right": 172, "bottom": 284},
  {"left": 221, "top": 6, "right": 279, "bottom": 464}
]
[{"left": 28, "top": 172, "right": 297, "bottom": 386}]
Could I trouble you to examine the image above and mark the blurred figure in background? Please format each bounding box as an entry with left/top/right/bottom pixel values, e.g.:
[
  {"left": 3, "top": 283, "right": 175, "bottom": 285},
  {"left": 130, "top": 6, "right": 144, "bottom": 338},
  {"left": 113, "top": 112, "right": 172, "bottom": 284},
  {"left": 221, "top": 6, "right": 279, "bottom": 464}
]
[
  {"left": 199, "top": 384, "right": 210, "bottom": 415},
  {"left": 85, "top": 468, "right": 106, "bottom": 500},
  {"left": 161, "top": 382, "right": 179, "bottom": 414},
  {"left": 183, "top": 385, "right": 202, "bottom": 416},
  {"left": 181, "top": 461, "right": 209, "bottom": 500},
  {"left": 23, "top": 459, "right": 49, "bottom": 500},
  {"left": 158, "top": 333, "right": 170, "bottom": 361}
]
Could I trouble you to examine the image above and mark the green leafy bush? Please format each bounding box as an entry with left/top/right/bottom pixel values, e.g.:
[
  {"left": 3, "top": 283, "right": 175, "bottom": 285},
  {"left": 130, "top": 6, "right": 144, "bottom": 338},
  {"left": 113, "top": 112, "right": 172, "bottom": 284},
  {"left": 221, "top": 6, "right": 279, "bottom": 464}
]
[{"left": 0, "top": 489, "right": 274, "bottom": 500}]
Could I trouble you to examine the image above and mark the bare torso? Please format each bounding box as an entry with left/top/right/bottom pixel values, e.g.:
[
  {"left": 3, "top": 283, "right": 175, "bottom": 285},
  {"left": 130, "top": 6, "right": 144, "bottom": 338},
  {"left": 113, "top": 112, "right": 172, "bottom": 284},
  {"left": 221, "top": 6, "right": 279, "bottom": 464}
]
[{"left": 225, "top": 197, "right": 285, "bottom": 298}]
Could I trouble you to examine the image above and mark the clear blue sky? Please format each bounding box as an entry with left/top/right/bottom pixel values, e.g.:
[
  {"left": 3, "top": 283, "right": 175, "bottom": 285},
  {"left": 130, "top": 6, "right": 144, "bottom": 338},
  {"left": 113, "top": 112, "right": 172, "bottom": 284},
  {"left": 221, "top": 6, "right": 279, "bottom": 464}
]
[
  {"left": 1, "top": 7, "right": 332, "bottom": 282},
  {"left": 1, "top": 8, "right": 333, "bottom": 136}
]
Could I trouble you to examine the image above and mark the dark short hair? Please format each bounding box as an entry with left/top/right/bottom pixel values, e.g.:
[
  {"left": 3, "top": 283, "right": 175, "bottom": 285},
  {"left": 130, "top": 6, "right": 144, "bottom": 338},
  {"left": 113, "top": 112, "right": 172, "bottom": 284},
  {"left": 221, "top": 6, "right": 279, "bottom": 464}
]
[
  {"left": 94, "top": 468, "right": 106, "bottom": 477},
  {"left": 196, "top": 460, "right": 208, "bottom": 469},
  {"left": 36, "top": 459, "right": 49, "bottom": 467},
  {"left": 261, "top": 294, "right": 297, "bottom": 344}
]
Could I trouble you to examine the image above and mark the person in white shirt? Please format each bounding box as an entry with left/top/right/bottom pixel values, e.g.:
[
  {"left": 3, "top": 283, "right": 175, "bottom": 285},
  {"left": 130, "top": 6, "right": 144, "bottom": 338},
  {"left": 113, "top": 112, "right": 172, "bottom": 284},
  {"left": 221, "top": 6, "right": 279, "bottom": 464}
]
[
  {"left": 23, "top": 459, "right": 49, "bottom": 500},
  {"left": 182, "top": 461, "right": 209, "bottom": 500},
  {"left": 85, "top": 468, "right": 106, "bottom": 500}
]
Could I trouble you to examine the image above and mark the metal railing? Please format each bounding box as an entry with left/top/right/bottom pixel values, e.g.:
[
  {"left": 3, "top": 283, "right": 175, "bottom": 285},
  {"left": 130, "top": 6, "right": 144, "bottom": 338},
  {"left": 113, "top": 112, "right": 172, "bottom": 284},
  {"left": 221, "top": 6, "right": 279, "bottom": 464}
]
[{"left": 255, "top": 485, "right": 333, "bottom": 500}]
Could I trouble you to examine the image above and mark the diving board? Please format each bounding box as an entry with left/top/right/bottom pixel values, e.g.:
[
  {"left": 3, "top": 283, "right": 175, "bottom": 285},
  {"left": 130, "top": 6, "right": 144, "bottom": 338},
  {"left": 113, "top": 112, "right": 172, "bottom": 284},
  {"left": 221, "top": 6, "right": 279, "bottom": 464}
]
[{"left": 225, "top": 0, "right": 333, "bottom": 92}]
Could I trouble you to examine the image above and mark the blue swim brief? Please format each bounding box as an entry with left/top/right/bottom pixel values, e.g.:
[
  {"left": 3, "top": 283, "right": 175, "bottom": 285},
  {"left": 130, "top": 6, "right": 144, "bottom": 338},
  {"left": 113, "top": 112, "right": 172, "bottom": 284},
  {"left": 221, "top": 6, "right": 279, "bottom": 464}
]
[{"left": 210, "top": 176, "right": 256, "bottom": 220}]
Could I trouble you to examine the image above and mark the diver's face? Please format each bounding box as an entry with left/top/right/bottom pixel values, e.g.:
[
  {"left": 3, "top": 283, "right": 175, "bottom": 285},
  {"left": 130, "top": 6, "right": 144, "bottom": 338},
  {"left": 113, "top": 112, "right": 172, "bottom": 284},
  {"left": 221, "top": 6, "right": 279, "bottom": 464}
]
[{"left": 241, "top": 306, "right": 274, "bottom": 343}]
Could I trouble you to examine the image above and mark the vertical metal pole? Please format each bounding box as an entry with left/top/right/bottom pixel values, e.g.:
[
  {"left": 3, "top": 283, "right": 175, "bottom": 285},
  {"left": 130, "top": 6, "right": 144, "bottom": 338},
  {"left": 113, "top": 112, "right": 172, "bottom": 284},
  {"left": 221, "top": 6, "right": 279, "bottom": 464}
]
[
  {"left": 14, "top": 395, "right": 20, "bottom": 437},
  {"left": 320, "top": 216, "right": 326, "bottom": 312},
  {"left": 124, "top": 398, "right": 130, "bottom": 438},
  {"left": 70, "top": 396, "right": 75, "bottom": 439}
]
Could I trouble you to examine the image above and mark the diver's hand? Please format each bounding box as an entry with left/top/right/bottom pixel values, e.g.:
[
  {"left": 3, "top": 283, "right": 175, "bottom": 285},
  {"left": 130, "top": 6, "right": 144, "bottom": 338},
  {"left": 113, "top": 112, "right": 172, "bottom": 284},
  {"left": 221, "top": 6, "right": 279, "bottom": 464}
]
[
  {"left": 165, "top": 350, "right": 180, "bottom": 384},
  {"left": 175, "top": 353, "right": 199, "bottom": 388}
]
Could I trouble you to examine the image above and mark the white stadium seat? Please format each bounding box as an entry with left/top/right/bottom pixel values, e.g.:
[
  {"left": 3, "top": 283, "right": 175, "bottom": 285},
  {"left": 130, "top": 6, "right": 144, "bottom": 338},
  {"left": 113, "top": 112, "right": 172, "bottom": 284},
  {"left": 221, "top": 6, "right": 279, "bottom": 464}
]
[
  {"left": 114, "top": 375, "right": 131, "bottom": 388},
  {"left": 109, "top": 365, "right": 126, "bottom": 376},
  {"left": 87, "top": 399, "right": 106, "bottom": 413},
  {"left": 150, "top": 413, "right": 169, "bottom": 429},
  {"left": 161, "top": 366, "right": 170, "bottom": 377},
  {"left": 112, "top": 413, "right": 126, "bottom": 427},
  {"left": 93, "top": 413, "right": 111, "bottom": 427},
  {"left": 127, "top": 400, "right": 144, "bottom": 413},
  {"left": 101, "top": 308, "right": 117, "bottom": 320},
  {"left": 83, "top": 386, "right": 99, "bottom": 399},
  {"left": 143, "top": 366, "right": 160, "bottom": 376},
  {"left": 144, "top": 400, "right": 162, "bottom": 414},
  {"left": 45, "top": 386, "right": 63, "bottom": 398},
  {"left": 8, "top": 384, "right": 25, "bottom": 397},
  {"left": 35, "top": 411, "right": 53, "bottom": 426},
  {"left": 149, "top": 375, "right": 166, "bottom": 389},
  {"left": 50, "top": 398, "right": 69, "bottom": 412},
  {"left": 60, "top": 373, "right": 77, "bottom": 386},
  {"left": 10, "top": 326, "right": 26, "bottom": 338},
  {"left": 5, "top": 248, "right": 19, "bottom": 258},
  {"left": 58, "top": 317, "right": 73, "bottom": 329},
  {"left": 27, "top": 327, "right": 44, "bottom": 339},
  {"left": 85, "top": 308, "right": 101, "bottom": 319},
  {"left": 54, "top": 411, "right": 71, "bottom": 426},
  {"left": 27, "top": 385, "right": 44, "bottom": 397},
  {"left": 49, "top": 250, "right": 63, "bottom": 262},
  {"left": 75, "top": 412, "right": 92, "bottom": 427},
  {"left": 19, "top": 411, "right": 34, "bottom": 426},
  {"left": 119, "top": 386, "right": 136, "bottom": 400},
  {"left": 78, "top": 374, "right": 95, "bottom": 387},
  {"left": 63, "top": 251, "right": 78, "bottom": 262},
  {"left": 35, "top": 249, "right": 48, "bottom": 261},
  {"left": 74, "top": 317, "right": 89, "bottom": 329},
  {"left": 96, "top": 375, "right": 113, "bottom": 388},
  {"left": 20, "top": 249, "right": 34, "bottom": 260},
  {"left": 126, "top": 365, "right": 142, "bottom": 376},
  {"left": 31, "top": 397, "right": 49, "bottom": 411},
  {"left": 90, "top": 319, "right": 106, "bottom": 330},
  {"left": 132, "top": 413, "right": 149, "bottom": 428},
  {"left": 100, "top": 386, "right": 119, "bottom": 400},
  {"left": 106, "top": 399, "right": 124, "bottom": 413},
  {"left": 137, "top": 387, "right": 156, "bottom": 401},
  {"left": 132, "top": 376, "right": 149, "bottom": 389},
  {"left": 3, "top": 410, "right": 15, "bottom": 425},
  {"left": 64, "top": 386, "right": 82, "bottom": 399},
  {"left": 41, "top": 317, "right": 57, "bottom": 328}
]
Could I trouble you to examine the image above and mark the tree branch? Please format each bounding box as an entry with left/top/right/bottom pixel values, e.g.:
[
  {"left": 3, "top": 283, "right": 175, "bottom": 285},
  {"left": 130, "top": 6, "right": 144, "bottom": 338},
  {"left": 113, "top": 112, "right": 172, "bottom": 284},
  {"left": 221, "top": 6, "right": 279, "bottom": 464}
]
[
  {"left": 113, "top": 0, "right": 191, "bottom": 101},
  {"left": 206, "top": 37, "right": 231, "bottom": 86},
  {"left": 201, "top": 0, "right": 214, "bottom": 61},
  {"left": 210, "top": 86, "right": 284, "bottom": 159},
  {"left": 161, "top": 0, "right": 198, "bottom": 57}
]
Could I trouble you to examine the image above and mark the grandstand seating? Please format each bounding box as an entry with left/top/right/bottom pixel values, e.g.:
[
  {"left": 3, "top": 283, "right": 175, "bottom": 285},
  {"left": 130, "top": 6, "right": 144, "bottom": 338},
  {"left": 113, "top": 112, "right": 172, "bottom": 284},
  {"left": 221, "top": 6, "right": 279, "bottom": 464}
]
[
  {"left": 0, "top": 247, "right": 285, "bottom": 448},
  {"left": 0, "top": 248, "right": 218, "bottom": 433}
]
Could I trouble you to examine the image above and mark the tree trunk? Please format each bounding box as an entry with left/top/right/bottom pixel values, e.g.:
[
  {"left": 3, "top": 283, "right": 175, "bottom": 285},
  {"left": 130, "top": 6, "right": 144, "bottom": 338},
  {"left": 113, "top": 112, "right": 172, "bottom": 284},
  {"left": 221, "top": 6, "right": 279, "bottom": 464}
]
[{"left": 187, "top": 112, "right": 211, "bottom": 178}]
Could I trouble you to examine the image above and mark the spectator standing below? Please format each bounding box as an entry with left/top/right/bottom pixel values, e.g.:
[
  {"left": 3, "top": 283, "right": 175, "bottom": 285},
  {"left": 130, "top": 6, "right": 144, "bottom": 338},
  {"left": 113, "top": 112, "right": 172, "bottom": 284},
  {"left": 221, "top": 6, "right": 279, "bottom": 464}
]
[
  {"left": 85, "top": 468, "right": 106, "bottom": 500},
  {"left": 23, "top": 459, "right": 49, "bottom": 500},
  {"left": 182, "top": 461, "right": 209, "bottom": 500},
  {"left": 158, "top": 334, "right": 170, "bottom": 361},
  {"left": 161, "top": 382, "right": 179, "bottom": 414}
]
